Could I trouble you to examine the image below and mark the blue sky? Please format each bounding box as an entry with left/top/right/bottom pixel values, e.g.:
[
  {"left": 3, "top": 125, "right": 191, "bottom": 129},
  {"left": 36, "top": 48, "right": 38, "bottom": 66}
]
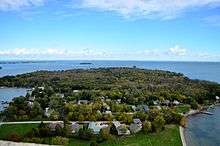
[{"left": 0, "top": 0, "right": 220, "bottom": 61}]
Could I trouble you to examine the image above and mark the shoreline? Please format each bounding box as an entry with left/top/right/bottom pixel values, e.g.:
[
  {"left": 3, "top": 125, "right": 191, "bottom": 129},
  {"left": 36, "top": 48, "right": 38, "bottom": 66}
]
[{"left": 180, "top": 103, "right": 220, "bottom": 146}]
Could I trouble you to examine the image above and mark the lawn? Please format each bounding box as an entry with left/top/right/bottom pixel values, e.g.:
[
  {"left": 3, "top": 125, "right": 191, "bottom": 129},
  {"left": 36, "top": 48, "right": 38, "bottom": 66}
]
[
  {"left": 0, "top": 124, "right": 39, "bottom": 139},
  {"left": 68, "top": 125, "right": 182, "bottom": 146},
  {"left": 0, "top": 124, "right": 182, "bottom": 146},
  {"left": 174, "top": 104, "right": 191, "bottom": 114}
]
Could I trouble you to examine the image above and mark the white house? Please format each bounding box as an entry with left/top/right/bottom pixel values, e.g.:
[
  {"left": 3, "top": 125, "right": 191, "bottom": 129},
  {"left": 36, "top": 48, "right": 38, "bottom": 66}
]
[{"left": 88, "top": 122, "right": 108, "bottom": 134}]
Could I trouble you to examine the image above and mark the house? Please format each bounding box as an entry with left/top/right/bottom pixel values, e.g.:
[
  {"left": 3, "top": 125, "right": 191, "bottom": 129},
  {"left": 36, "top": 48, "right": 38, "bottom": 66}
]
[
  {"left": 77, "top": 100, "right": 89, "bottom": 105},
  {"left": 70, "top": 122, "right": 81, "bottom": 134},
  {"left": 133, "top": 119, "right": 142, "bottom": 125},
  {"left": 56, "top": 93, "right": 64, "bottom": 98},
  {"left": 73, "top": 90, "right": 80, "bottom": 93},
  {"left": 136, "top": 105, "right": 149, "bottom": 112},
  {"left": 173, "top": 100, "right": 180, "bottom": 105},
  {"left": 117, "top": 125, "right": 131, "bottom": 135},
  {"left": 153, "top": 100, "right": 160, "bottom": 105},
  {"left": 112, "top": 121, "right": 130, "bottom": 136},
  {"left": 162, "top": 100, "right": 170, "bottom": 106},
  {"left": 88, "top": 122, "right": 108, "bottom": 134},
  {"left": 38, "top": 87, "right": 45, "bottom": 90},
  {"left": 48, "top": 122, "right": 64, "bottom": 132},
  {"left": 105, "top": 111, "right": 112, "bottom": 115},
  {"left": 131, "top": 105, "right": 136, "bottom": 112},
  {"left": 28, "top": 96, "right": 35, "bottom": 102},
  {"left": 27, "top": 101, "right": 34, "bottom": 108},
  {"left": 156, "top": 105, "right": 162, "bottom": 110},
  {"left": 129, "top": 123, "right": 142, "bottom": 134},
  {"left": 44, "top": 107, "right": 54, "bottom": 117}
]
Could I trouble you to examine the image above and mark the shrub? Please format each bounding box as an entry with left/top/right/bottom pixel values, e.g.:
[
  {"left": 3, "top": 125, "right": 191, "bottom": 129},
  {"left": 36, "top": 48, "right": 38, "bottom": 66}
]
[
  {"left": 24, "top": 137, "right": 43, "bottom": 144},
  {"left": 6, "top": 133, "right": 22, "bottom": 142},
  {"left": 143, "top": 121, "right": 152, "bottom": 133},
  {"left": 90, "top": 141, "right": 99, "bottom": 146},
  {"left": 78, "top": 128, "right": 94, "bottom": 140},
  {"left": 51, "top": 136, "right": 69, "bottom": 145},
  {"left": 152, "top": 115, "right": 165, "bottom": 133},
  {"left": 98, "top": 127, "right": 111, "bottom": 142},
  {"left": 180, "top": 116, "right": 187, "bottom": 127}
]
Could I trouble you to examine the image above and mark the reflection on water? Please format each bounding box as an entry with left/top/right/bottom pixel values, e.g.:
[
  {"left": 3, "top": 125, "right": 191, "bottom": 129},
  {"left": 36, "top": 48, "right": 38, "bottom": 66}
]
[{"left": 184, "top": 106, "right": 220, "bottom": 146}]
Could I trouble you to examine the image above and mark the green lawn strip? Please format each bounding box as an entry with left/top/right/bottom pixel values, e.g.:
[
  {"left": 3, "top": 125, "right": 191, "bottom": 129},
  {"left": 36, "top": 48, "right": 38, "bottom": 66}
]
[
  {"left": 68, "top": 125, "right": 182, "bottom": 146},
  {"left": 0, "top": 124, "right": 39, "bottom": 139},
  {"left": 174, "top": 104, "right": 191, "bottom": 114},
  {"left": 0, "top": 124, "right": 182, "bottom": 146}
]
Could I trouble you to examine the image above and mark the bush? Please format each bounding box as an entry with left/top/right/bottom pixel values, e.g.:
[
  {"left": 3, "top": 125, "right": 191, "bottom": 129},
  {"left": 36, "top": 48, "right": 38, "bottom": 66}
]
[
  {"left": 6, "top": 133, "right": 22, "bottom": 142},
  {"left": 24, "top": 137, "right": 43, "bottom": 144},
  {"left": 78, "top": 128, "right": 94, "bottom": 140},
  {"left": 90, "top": 141, "right": 99, "bottom": 146},
  {"left": 180, "top": 116, "right": 187, "bottom": 127},
  {"left": 143, "top": 121, "right": 152, "bottom": 133},
  {"left": 51, "top": 136, "right": 69, "bottom": 145},
  {"left": 98, "top": 127, "right": 111, "bottom": 142},
  {"left": 152, "top": 115, "right": 165, "bottom": 132}
]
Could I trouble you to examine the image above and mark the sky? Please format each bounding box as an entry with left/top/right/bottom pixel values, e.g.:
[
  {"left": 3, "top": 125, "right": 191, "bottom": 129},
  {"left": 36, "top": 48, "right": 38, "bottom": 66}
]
[{"left": 0, "top": 0, "right": 220, "bottom": 61}]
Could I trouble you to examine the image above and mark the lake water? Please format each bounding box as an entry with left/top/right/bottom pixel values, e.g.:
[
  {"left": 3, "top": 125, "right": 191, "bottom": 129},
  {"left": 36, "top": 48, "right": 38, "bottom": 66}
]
[
  {"left": 0, "top": 87, "right": 27, "bottom": 111},
  {"left": 184, "top": 106, "right": 220, "bottom": 146},
  {"left": 0, "top": 60, "right": 220, "bottom": 83}
]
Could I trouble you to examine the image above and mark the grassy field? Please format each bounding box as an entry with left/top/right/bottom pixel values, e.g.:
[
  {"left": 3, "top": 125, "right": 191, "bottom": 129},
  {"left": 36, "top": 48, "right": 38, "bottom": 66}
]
[
  {"left": 0, "top": 124, "right": 182, "bottom": 146},
  {"left": 0, "top": 124, "right": 39, "bottom": 139},
  {"left": 174, "top": 104, "right": 191, "bottom": 114},
  {"left": 68, "top": 125, "right": 182, "bottom": 146}
]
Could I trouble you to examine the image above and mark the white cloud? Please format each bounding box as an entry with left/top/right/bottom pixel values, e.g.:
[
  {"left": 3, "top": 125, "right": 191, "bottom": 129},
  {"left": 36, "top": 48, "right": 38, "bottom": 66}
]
[
  {"left": 79, "top": 0, "right": 220, "bottom": 19},
  {"left": 0, "top": 46, "right": 219, "bottom": 61},
  {"left": 168, "top": 45, "right": 187, "bottom": 56},
  {"left": 0, "top": 0, "right": 44, "bottom": 11},
  {"left": 0, "top": 48, "right": 110, "bottom": 59}
]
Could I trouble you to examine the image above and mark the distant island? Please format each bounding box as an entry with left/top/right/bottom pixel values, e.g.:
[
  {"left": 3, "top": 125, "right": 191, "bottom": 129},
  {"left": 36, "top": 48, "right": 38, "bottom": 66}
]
[
  {"left": 0, "top": 66, "right": 2, "bottom": 70},
  {"left": 0, "top": 67, "right": 219, "bottom": 146},
  {"left": 0, "top": 61, "right": 50, "bottom": 65},
  {"left": 80, "top": 62, "right": 93, "bottom": 65}
]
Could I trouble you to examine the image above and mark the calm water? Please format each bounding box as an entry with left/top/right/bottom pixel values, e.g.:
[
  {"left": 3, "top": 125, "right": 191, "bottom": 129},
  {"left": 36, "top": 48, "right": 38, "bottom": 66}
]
[
  {"left": 184, "top": 106, "right": 220, "bottom": 146},
  {"left": 0, "top": 60, "right": 220, "bottom": 83},
  {"left": 0, "top": 88, "right": 27, "bottom": 111}
]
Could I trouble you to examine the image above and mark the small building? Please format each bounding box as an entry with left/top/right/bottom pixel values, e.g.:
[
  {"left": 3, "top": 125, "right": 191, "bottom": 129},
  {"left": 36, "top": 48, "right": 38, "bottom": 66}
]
[
  {"left": 153, "top": 100, "right": 160, "bottom": 105},
  {"left": 133, "top": 119, "right": 142, "bottom": 125},
  {"left": 156, "top": 105, "right": 162, "bottom": 110},
  {"left": 56, "top": 93, "right": 64, "bottom": 98},
  {"left": 38, "top": 87, "right": 45, "bottom": 90},
  {"left": 70, "top": 122, "right": 81, "bottom": 134},
  {"left": 112, "top": 121, "right": 130, "bottom": 136},
  {"left": 131, "top": 105, "right": 136, "bottom": 112},
  {"left": 162, "top": 100, "right": 170, "bottom": 106},
  {"left": 44, "top": 107, "right": 54, "bottom": 117},
  {"left": 173, "top": 100, "right": 180, "bottom": 105},
  {"left": 129, "top": 123, "right": 142, "bottom": 134},
  {"left": 48, "top": 122, "right": 64, "bottom": 132},
  {"left": 105, "top": 111, "right": 112, "bottom": 115},
  {"left": 77, "top": 100, "right": 89, "bottom": 105},
  {"left": 117, "top": 125, "right": 131, "bottom": 135},
  {"left": 27, "top": 101, "right": 34, "bottom": 108},
  {"left": 73, "top": 90, "right": 80, "bottom": 93},
  {"left": 88, "top": 122, "right": 108, "bottom": 134},
  {"left": 136, "top": 105, "right": 149, "bottom": 112}
]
